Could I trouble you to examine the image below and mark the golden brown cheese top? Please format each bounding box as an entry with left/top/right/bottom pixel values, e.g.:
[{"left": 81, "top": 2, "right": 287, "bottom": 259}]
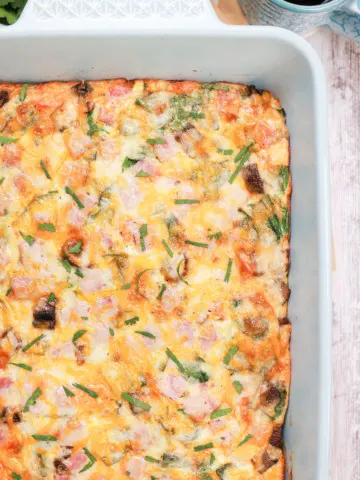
[{"left": 0, "top": 79, "right": 291, "bottom": 480}]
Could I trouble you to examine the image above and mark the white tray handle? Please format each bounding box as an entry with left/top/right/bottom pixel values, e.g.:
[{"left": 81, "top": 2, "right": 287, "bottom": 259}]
[{"left": 10, "top": 0, "right": 224, "bottom": 31}]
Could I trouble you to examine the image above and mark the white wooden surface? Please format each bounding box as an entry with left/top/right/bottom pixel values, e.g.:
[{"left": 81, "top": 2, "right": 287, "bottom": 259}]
[{"left": 308, "top": 30, "right": 360, "bottom": 480}]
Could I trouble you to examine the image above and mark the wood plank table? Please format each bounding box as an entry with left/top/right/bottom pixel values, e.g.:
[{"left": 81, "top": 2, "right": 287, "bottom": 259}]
[{"left": 214, "top": 2, "right": 360, "bottom": 478}]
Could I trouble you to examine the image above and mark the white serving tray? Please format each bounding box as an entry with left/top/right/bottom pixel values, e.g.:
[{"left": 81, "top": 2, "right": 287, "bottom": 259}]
[{"left": 0, "top": 2, "right": 332, "bottom": 479}]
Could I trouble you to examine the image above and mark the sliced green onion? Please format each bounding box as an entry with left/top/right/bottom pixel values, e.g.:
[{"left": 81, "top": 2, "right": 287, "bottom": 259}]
[
  {"left": 87, "top": 110, "right": 107, "bottom": 137},
  {"left": 38, "top": 223, "right": 56, "bottom": 232},
  {"left": 63, "top": 386, "right": 75, "bottom": 397},
  {"left": 217, "top": 148, "right": 233, "bottom": 155},
  {"left": 0, "top": 136, "right": 17, "bottom": 145},
  {"left": 32, "top": 434, "right": 56, "bottom": 442},
  {"left": 136, "top": 170, "right": 151, "bottom": 178},
  {"left": 210, "top": 453, "right": 215, "bottom": 465},
  {"left": 22, "top": 334, "right": 45, "bottom": 352},
  {"left": 281, "top": 207, "right": 289, "bottom": 233},
  {"left": 19, "top": 83, "right": 28, "bottom": 102},
  {"left": 157, "top": 284, "right": 166, "bottom": 300},
  {"left": 121, "top": 392, "right": 151, "bottom": 411},
  {"left": 185, "top": 240, "right": 208, "bottom": 248},
  {"left": 224, "top": 258, "right": 233, "bottom": 283},
  {"left": 233, "top": 380, "right": 243, "bottom": 394},
  {"left": 109, "top": 327, "right": 115, "bottom": 337},
  {"left": 65, "top": 186, "right": 84, "bottom": 209},
  {"left": 20, "top": 231, "right": 35, "bottom": 246},
  {"left": 11, "top": 473, "right": 21, "bottom": 480},
  {"left": 125, "top": 316, "right": 139, "bottom": 326},
  {"left": 68, "top": 241, "right": 82, "bottom": 254},
  {"left": 48, "top": 292, "right": 55, "bottom": 302},
  {"left": 40, "top": 160, "right": 51, "bottom": 180},
  {"left": 165, "top": 348, "right": 185, "bottom": 373},
  {"left": 72, "top": 329, "right": 87, "bottom": 343},
  {"left": 223, "top": 345, "right": 238, "bottom": 365},
  {"left": 194, "top": 442, "right": 213, "bottom": 452},
  {"left": 9, "top": 362, "right": 32, "bottom": 371},
  {"left": 234, "top": 143, "right": 254, "bottom": 164},
  {"left": 175, "top": 199, "right": 200, "bottom": 205},
  {"left": 147, "top": 138, "right": 166, "bottom": 145},
  {"left": 145, "top": 456, "right": 159, "bottom": 463},
  {"left": 79, "top": 447, "right": 97, "bottom": 473},
  {"left": 60, "top": 258, "right": 71, "bottom": 273},
  {"left": 267, "top": 214, "right": 282, "bottom": 241},
  {"left": 5, "top": 287, "right": 12, "bottom": 296},
  {"left": 238, "top": 434, "right": 252, "bottom": 446},
  {"left": 75, "top": 268, "right": 83, "bottom": 278},
  {"left": 0, "top": 177, "right": 4, "bottom": 185},
  {"left": 139, "top": 224, "right": 148, "bottom": 252},
  {"left": 135, "top": 331, "right": 155, "bottom": 339},
  {"left": 176, "top": 258, "right": 189, "bottom": 285},
  {"left": 72, "top": 383, "right": 98, "bottom": 398},
  {"left": 122, "top": 157, "right": 138, "bottom": 172},
  {"left": 279, "top": 166, "right": 289, "bottom": 192},
  {"left": 208, "top": 231, "right": 222, "bottom": 240},
  {"left": 121, "top": 283, "right": 132, "bottom": 290},
  {"left": 24, "top": 388, "right": 42, "bottom": 412},
  {"left": 161, "top": 239, "right": 174, "bottom": 258},
  {"left": 210, "top": 408, "right": 232, "bottom": 420}
]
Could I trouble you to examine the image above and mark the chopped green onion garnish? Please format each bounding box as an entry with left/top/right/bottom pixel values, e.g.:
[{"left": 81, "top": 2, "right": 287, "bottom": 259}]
[
  {"left": 72, "top": 383, "right": 98, "bottom": 398},
  {"left": 125, "top": 316, "right": 139, "bottom": 325},
  {"left": 176, "top": 258, "right": 189, "bottom": 285},
  {"left": 79, "top": 447, "right": 97, "bottom": 473},
  {"left": 234, "top": 143, "right": 254, "bottom": 164},
  {"left": 121, "top": 392, "right": 151, "bottom": 411},
  {"left": 0, "top": 177, "right": 4, "bottom": 185},
  {"left": 135, "top": 331, "right": 155, "bottom": 339},
  {"left": 60, "top": 258, "right": 72, "bottom": 273},
  {"left": 5, "top": 287, "right": 12, "bottom": 296},
  {"left": 136, "top": 170, "right": 151, "bottom": 177},
  {"left": 165, "top": 348, "right": 185, "bottom": 373},
  {"left": 139, "top": 224, "right": 148, "bottom": 252},
  {"left": 9, "top": 362, "right": 32, "bottom": 371},
  {"left": 22, "top": 334, "right": 45, "bottom": 352},
  {"left": 281, "top": 207, "right": 289, "bottom": 233},
  {"left": 75, "top": 268, "right": 83, "bottom": 278},
  {"left": 32, "top": 434, "right": 57, "bottom": 442},
  {"left": 109, "top": 327, "right": 115, "bottom": 337},
  {"left": 175, "top": 199, "right": 200, "bottom": 205},
  {"left": 224, "top": 258, "right": 233, "bottom": 283},
  {"left": 194, "top": 442, "right": 213, "bottom": 452},
  {"left": 279, "top": 166, "right": 289, "bottom": 192},
  {"left": 147, "top": 138, "right": 166, "bottom": 145},
  {"left": 267, "top": 214, "right": 282, "bottom": 241},
  {"left": 238, "top": 434, "right": 252, "bottom": 446},
  {"left": 19, "top": 83, "right": 28, "bottom": 102},
  {"left": 208, "top": 231, "right": 222, "bottom": 240},
  {"left": 87, "top": 110, "right": 107, "bottom": 137},
  {"left": 210, "top": 453, "right": 215, "bottom": 465},
  {"left": 65, "top": 186, "right": 84, "bottom": 209},
  {"left": 63, "top": 386, "right": 75, "bottom": 397},
  {"left": 38, "top": 223, "right": 56, "bottom": 232},
  {"left": 48, "top": 292, "right": 55, "bottom": 302},
  {"left": 11, "top": 473, "right": 21, "bottom": 480},
  {"left": 122, "top": 157, "right": 138, "bottom": 172},
  {"left": 230, "top": 144, "right": 254, "bottom": 184},
  {"left": 40, "top": 160, "right": 51, "bottom": 180},
  {"left": 223, "top": 345, "right": 238, "bottom": 365},
  {"left": 68, "top": 241, "right": 82, "bottom": 254},
  {"left": 210, "top": 408, "right": 232, "bottom": 420},
  {"left": 24, "top": 388, "right": 42, "bottom": 412},
  {"left": 233, "top": 380, "right": 243, "bottom": 394},
  {"left": 121, "top": 283, "right": 132, "bottom": 290},
  {"left": 0, "top": 136, "right": 18, "bottom": 145},
  {"left": 161, "top": 239, "right": 174, "bottom": 257},
  {"left": 157, "top": 284, "right": 166, "bottom": 300},
  {"left": 190, "top": 112, "right": 205, "bottom": 119},
  {"left": 145, "top": 456, "right": 159, "bottom": 463},
  {"left": 20, "top": 231, "right": 35, "bottom": 246},
  {"left": 72, "top": 329, "right": 87, "bottom": 343},
  {"left": 185, "top": 240, "right": 208, "bottom": 248},
  {"left": 218, "top": 148, "right": 233, "bottom": 155}
]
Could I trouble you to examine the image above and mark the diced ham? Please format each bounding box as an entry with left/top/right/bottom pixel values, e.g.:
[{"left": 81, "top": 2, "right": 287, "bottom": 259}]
[
  {"left": 217, "top": 90, "right": 240, "bottom": 121},
  {"left": 79, "top": 268, "right": 107, "bottom": 293},
  {"left": 99, "top": 138, "right": 122, "bottom": 161},
  {"left": 254, "top": 121, "right": 278, "bottom": 149},
  {"left": 199, "top": 326, "right": 218, "bottom": 352},
  {"left": 0, "top": 377, "right": 12, "bottom": 390},
  {"left": 154, "top": 134, "right": 178, "bottom": 161},
  {"left": 176, "top": 321, "right": 195, "bottom": 347},
  {"left": 182, "top": 390, "right": 219, "bottom": 420},
  {"left": 13, "top": 174, "right": 32, "bottom": 196},
  {"left": 68, "top": 206, "right": 85, "bottom": 227},
  {"left": 132, "top": 158, "right": 160, "bottom": 177},
  {"left": 98, "top": 104, "right": 115, "bottom": 125},
  {"left": 67, "top": 131, "right": 92, "bottom": 158},
  {"left": 109, "top": 82, "right": 132, "bottom": 97},
  {"left": 158, "top": 373, "right": 188, "bottom": 401},
  {"left": 61, "top": 160, "right": 90, "bottom": 188},
  {"left": 121, "top": 220, "right": 140, "bottom": 245},
  {"left": 125, "top": 456, "right": 145, "bottom": 479},
  {"left": 65, "top": 451, "right": 88, "bottom": 471},
  {"left": 11, "top": 276, "right": 34, "bottom": 299},
  {"left": 3, "top": 143, "right": 22, "bottom": 166},
  {"left": 19, "top": 240, "right": 47, "bottom": 269},
  {"left": 0, "top": 243, "right": 9, "bottom": 267},
  {"left": 100, "top": 231, "right": 114, "bottom": 250}
]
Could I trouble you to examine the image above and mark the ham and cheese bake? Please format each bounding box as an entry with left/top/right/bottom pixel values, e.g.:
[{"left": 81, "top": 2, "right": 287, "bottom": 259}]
[{"left": 0, "top": 79, "right": 291, "bottom": 480}]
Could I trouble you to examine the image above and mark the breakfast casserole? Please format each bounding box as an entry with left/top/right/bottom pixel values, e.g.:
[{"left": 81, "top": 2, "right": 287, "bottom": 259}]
[{"left": 0, "top": 79, "right": 291, "bottom": 479}]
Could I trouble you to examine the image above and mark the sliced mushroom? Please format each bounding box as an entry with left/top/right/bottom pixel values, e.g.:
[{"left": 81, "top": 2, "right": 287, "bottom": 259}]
[
  {"left": 247, "top": 85, "right": 265, "bottom": 96},
  {"left": 278, "top": 317, "right": 291, "bottom": 326},
  {"left": 257, "top": 450, "right": 278, "bottom": 474},
  {"left": 33, "top": 296, "right": 56, "bottom": 329},
  {"left": 269, "top": 426, "right": 283, "bottom": 448},
  {"left": 216, "top": 463, "right": 232, "bottom": 480},
  {"left": 0, "top": 91, "right": 9, "bottom": 108},
  {"left": 243, "top": 316, "right": 268, "bottom": 339},
  {"left": 72, "top": 81, "right": 93, "bottom": 97},
  {"left": 74, "top": 343, "right": 86, "bottom": 366},
  {"left": 261, "top": 384, "right": 281, "bottom": 407},
  {"left": 279, "top": 280, "right": 291, "bottom": 305},
  {"left": 54, "top": 458, "right": 68, "bottom": 474},
  {"left": 161, "top": 453, "right": 180, "bottom": 468},
  {"left": 243, "top": 164, "right": 264, "bottom": 194}
]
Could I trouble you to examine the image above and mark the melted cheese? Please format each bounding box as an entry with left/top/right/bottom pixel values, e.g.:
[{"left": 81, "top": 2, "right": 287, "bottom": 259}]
[{"left": 0, "top": 79, "right": 291, "bottom": 479}]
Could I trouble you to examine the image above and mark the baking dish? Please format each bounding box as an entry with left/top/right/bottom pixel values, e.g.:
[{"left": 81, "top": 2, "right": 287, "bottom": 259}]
[{"left": 0, "top": 1, "right": 331, "bottom": 478}]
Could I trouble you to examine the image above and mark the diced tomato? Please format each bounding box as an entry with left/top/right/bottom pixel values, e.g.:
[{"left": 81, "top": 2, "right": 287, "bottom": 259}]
[
  {"left": 217, "top": 90, "right": 240, "bottom": 121},
  {"left": 254, "top": 121, "right": 278, "bottom": 149},
  {"left": 0, "top": 351, "right": 9, "bottom": 370},
  {"left": 3, "top": 143, "right": 22, "bottom": 167},
  {"left": 235, "top": 248, "right": 257, "bottom": 278}
]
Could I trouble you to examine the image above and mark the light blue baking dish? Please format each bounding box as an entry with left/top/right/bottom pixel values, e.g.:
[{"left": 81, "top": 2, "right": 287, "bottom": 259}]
[{"left": 0, "top": 1, "right": 332, "bottom": 478}]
